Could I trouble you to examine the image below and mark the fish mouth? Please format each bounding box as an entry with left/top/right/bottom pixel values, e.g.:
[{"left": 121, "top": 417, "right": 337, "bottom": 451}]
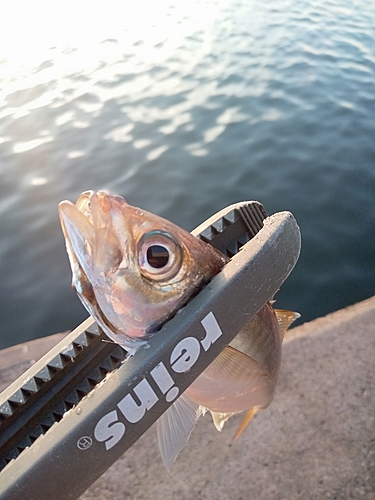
[
  {"left": 59, "top": 190, "right": 127, "bottom": 275},
  {"left": 58, "top": 191, "right": 140, "bottom": 342}
]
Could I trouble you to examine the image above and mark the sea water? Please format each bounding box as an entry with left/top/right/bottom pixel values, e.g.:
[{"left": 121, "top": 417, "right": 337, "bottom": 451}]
[{"left": 0, "top": 0, "right": 374, "bottom": 349}]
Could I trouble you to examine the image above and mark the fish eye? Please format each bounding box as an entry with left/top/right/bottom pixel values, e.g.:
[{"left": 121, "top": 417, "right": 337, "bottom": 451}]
[
  {"left": 138, "top": 231, "right": 182, "bottom": 281},
  {"left": 146, "top": 244, "right": 169, "bottom": 268}
]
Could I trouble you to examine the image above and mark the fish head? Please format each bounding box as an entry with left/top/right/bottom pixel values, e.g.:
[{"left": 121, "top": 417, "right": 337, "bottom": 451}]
[{"left": 59, "top": 190, "right": 228, "bottom": 348}]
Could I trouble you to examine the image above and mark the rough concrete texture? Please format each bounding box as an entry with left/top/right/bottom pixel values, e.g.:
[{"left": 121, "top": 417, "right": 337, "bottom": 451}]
[
  {"left": 0, "top": 332, "right": 67, "bottom": 391},
  {"left": 1, "top": 297, "right": 375, "bottom": 499},
  {"left": 82, "top": 297, "right": 375, "bottom": 500}
]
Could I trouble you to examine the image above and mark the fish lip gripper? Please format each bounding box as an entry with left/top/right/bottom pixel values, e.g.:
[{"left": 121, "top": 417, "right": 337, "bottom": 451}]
[{"left": 0, "top": 201, "right": 300, "bottom": 500}]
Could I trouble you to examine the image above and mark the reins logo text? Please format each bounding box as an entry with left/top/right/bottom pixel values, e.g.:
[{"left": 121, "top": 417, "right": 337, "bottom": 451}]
[{"left": 92, "top": 311, "right": 223, "bottom": 451}]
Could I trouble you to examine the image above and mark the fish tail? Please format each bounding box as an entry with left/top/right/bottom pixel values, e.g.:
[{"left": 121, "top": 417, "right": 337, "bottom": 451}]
[
  {"left": 156, "top": 393, "right": 204, "bottom": 471},
  {"left": 232, "top": 407, "right": 259, "bottom": 443}
]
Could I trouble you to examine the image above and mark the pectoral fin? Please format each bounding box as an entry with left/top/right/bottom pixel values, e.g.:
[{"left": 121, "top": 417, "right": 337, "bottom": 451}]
[
  {"left": 156, "top": 393, "right": 204, "bottom": 471},
  {"left": 187, "top": 345, "right": 270, "bottom": 413},
  {"left": 209, "top": 345, "right": 269, "bottom": 380}
]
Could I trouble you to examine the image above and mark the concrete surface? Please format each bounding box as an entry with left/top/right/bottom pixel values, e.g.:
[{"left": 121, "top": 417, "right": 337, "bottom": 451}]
[
  {"left": 0, "top": 332, "right": 67, "bottom": 391},
  {"left": 1, "top": 297, "right": 375, "bottom": 499}
]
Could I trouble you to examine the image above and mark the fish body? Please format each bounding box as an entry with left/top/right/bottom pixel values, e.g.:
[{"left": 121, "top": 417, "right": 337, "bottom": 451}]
[{"left": 59, "top": 190, "right": 299, "bottom": 469}]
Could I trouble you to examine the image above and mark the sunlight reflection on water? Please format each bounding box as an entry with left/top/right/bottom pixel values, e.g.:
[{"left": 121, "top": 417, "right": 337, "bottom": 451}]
[{"left": 0, "top": 0, "right": 374, "bottom": 349}]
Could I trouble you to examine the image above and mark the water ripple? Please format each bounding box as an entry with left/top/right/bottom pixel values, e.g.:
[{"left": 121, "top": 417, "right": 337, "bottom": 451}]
[{"left": 0, "top": 0, "right": 375, "bottom": 348}]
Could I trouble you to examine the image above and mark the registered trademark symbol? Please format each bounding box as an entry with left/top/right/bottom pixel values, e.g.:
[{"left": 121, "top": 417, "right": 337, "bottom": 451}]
[{"left": 77, "top": 436, "right": 93, "bottom": 450}]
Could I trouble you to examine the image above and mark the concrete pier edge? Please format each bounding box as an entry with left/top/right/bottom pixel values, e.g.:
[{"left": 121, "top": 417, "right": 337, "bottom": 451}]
[{"left": 1, "top": 296, "right": 375, "bottom": 499}]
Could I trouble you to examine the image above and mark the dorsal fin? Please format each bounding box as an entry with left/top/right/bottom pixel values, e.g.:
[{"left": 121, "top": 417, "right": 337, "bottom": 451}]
[{"left": 274, "top": 309, "right": 301, "bottom": 339}]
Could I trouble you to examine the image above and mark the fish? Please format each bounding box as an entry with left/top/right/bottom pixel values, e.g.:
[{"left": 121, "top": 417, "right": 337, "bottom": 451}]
[
  {"left": 59, "top": 190, "right": 300, "bottom": 469},
  {"left": 59, "top": 190, "right": 227, "bottom": 350}
]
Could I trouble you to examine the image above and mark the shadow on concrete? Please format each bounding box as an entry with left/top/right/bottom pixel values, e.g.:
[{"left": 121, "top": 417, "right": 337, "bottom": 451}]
[{"left": 1, "top": 298, "right": 374, "bottom": 499}]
